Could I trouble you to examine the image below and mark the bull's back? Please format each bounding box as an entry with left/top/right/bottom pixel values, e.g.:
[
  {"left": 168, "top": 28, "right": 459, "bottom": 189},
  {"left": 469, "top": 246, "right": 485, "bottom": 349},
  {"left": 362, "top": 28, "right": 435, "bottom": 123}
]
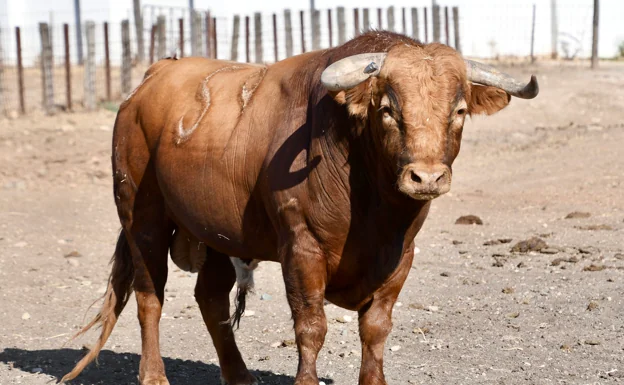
[{"left": 117, "top": 57, "right": 278, "bottom": 259}]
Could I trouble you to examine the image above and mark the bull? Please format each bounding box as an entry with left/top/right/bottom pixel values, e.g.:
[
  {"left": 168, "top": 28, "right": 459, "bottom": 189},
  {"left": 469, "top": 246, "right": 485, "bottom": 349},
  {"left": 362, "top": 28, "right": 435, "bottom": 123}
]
[{"left": 61, "top": 31, "right": 538, "bottom": 385}]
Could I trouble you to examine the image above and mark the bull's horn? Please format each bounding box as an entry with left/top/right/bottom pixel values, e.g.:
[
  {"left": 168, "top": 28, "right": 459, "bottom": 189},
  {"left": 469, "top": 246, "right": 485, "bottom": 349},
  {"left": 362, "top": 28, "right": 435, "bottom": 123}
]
[
  {"left": 465, "top": 59, "right": 539, "bottom": 99},
  {"left": 321, "top": 53, "right": 387, "bottom": 91}
]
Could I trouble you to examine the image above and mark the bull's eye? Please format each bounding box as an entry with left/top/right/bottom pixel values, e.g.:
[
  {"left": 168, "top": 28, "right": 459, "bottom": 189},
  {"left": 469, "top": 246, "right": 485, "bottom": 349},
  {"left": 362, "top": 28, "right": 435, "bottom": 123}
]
[
  {"left": 457, "top": 108, "right": 467, "bottom": 116},
  {"left": 381, "top": 106, "right": 393, "bottom": 119}
]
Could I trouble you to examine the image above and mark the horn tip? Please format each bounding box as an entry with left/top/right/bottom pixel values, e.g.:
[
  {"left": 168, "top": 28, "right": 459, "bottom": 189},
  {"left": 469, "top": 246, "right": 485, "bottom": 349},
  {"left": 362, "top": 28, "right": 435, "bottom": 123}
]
[{"left": 521, "top": 75, "right": 539, "bottom": 99}]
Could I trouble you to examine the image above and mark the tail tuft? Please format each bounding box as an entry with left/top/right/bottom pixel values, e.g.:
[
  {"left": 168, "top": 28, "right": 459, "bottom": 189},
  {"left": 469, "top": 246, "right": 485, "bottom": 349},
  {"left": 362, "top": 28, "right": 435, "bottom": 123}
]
[{"left": 59, "top": 232, "right": 134, "bottom": 384}]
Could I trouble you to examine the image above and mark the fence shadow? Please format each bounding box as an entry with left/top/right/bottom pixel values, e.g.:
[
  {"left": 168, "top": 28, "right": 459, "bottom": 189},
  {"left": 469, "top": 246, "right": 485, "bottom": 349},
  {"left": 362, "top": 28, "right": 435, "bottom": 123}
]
[{"left": 0, "top": 348, "right": 335, "bottom": 384}]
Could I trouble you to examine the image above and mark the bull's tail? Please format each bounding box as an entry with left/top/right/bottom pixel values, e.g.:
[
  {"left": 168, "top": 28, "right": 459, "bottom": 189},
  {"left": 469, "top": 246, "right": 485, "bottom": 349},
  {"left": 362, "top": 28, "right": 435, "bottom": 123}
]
[{"left": 59, "top": 232, "right": 134, "bottom": 384}]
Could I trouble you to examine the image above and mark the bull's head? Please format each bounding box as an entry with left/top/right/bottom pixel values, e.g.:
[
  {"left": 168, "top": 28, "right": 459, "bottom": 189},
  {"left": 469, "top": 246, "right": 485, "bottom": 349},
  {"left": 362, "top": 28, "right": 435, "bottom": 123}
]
[{"left": 321, "top": 43, "right": 538, "bottom": 200}]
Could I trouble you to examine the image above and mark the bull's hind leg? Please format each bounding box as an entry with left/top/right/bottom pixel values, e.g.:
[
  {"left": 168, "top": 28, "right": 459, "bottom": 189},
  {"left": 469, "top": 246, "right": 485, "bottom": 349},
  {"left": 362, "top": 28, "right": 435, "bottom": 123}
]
[
  {"left": 195, "top": 250, "right": 256, "bottom": 385},
  {"left": 115, "top": 145, "right": 173, "bottom": 383}
]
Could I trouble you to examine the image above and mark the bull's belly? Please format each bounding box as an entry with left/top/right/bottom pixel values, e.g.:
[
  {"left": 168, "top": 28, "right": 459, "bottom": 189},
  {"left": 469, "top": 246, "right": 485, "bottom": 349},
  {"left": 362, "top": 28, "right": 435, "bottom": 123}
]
[{"left": 154, "top": 141, "right": 275, "bottom": 260}]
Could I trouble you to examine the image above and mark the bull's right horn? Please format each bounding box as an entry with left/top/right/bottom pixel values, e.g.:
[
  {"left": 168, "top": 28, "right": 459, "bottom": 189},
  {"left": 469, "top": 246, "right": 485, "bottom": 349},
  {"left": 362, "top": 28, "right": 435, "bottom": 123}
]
[
  {"left": 321, "top": 53, "right": 388, "bottom": 91},
  {"left": 465, "top": 59, "right": 539, "bottom": 99}
]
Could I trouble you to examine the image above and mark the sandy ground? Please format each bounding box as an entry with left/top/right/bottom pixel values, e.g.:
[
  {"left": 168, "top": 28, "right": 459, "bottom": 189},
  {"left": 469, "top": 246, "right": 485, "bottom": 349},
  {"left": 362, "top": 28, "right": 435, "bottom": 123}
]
[{"left": 0, "top": 62, "right": 623, "bottom": 385}]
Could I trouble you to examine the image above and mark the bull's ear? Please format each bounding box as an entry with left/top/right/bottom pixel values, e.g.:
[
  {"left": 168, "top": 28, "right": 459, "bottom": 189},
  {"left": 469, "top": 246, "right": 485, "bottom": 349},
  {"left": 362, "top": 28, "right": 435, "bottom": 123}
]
[
  {"left": 468, "top": 85, "right": 511, "bottom": 115},
  {"left": 328, "top": 82, "right": 372, "bottom": 119}
]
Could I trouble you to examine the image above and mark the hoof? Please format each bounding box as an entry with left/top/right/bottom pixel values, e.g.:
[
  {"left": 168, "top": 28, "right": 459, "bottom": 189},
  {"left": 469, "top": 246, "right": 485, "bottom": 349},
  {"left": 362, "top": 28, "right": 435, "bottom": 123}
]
[
  {"left": 221, "top": 375, "right": 258, "bottom": 385},
  {"left": 140, "top": 375, "right": 170, "bottom": 385}
]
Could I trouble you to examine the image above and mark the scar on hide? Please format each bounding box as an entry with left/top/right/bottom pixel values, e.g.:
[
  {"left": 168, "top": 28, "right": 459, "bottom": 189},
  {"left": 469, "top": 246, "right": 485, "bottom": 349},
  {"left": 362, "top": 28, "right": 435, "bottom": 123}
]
[
  {"left": 175, "top": 65, "right": 245, "bottom": 145},
  {"left": 239, "top": 67, "right": 267, "bottom": 113}
]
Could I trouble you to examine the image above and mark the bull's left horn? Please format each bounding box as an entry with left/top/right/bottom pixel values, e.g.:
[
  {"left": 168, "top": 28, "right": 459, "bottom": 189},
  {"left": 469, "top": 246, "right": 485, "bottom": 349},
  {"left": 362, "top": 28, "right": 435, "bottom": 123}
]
[
  {"left": 321, "top": 53, "right": 387, "bottom": 91},
  {"left": 464, "top": 59, "right": 539, "bottom": 99}
]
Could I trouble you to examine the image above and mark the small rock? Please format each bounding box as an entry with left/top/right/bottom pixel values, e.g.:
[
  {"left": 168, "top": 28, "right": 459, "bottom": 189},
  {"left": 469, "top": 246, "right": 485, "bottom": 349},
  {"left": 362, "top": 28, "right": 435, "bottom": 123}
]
[
  {"left": 511, "top": 237, "right": 548, "bottom": 253},
  {"left": 31, "top": 367, "right": 43, "bottom": 373},
  {"left": 575, "top": 224, "right": 614, "bottom": 231},
  {"left": 614, "top": 253, "right": 624, "bottom": 260},
  {"left": 243, "top": 310, "right": 255, "bottom": 317},
  {"left": 484, "top": 238, "right": 512, "bottom": 246},
  {"left": 64, "top": 250, "right": 82, "bottom": 258},
  {"left": 440, "top": 272, "right": 450, "bottom": 277},
  {"left": 281, "top": 339, "right": 296, "bottom": 347},
  {"left": 336, "top": 315, "right": 353, "bottom": 323},
  {"left": 584, "top": 340, "right": 601, "bottom": 345},
  {"left": 260, "top": 293, "right": 272, "bottom": 301},
  {"left": 426, "top": 305, "right": 439, "bottom": 312},
  {"left": 455, "top": 215, "right": 483, "bottom": 225},
  {"left": 81, "top": 280, "right": 92, "bottom": 286},
  {"left": 341, "top": 329, "right": 348, "bottom": 337},
  {"left": 502, "top": 287, "right": 515, "bottom": 294},
  {"left": 409, "top": 303, "right": 425, "bottom": 310},
  {"left": 389, "top": 345, "right": 401, "bottom": 352},
  {"left": 539, "top": 247, "right": 560, "bottom": 255},
  {"left": 583, "top": 264, "right": 606, "bottom": 272},
  {"left": 609, "top": 370, "right": 624, "bottom": 378},
  {"left": 565, "top": 211, "right": 591, "bottom": 219},
  {"left": 270, "top": 341, "right": 281, "bottom": 348},
  {"left": 22, "top": 312, "right": 31, "bottom": 320},
  {"left": 586, "top": 301, "right": 599, "bottom": 311},
  {"left": 506, "top": 312, "right": 520, "bottom": 319},
  {"left": 452, "top": 240, "right": 463, "bottom": 245}
]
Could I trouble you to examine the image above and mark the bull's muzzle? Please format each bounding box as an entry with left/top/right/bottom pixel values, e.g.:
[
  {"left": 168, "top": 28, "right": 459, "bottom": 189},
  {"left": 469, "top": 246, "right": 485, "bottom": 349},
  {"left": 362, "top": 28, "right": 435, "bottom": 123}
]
[{"left": 398, "top": 163, "right": 451, "bottom": 200}]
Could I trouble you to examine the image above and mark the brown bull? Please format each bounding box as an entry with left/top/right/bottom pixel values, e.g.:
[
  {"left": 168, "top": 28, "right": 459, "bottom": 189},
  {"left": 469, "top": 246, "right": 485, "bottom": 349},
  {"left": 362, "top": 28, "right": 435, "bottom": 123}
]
[{"left": 61, "top": 31, "right": 538, "bottom": 385}]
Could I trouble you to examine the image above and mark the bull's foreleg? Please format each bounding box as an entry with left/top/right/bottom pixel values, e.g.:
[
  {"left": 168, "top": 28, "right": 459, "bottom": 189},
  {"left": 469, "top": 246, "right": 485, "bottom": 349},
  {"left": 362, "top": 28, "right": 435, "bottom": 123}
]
[
  {"left": 194, "top": 250, "right": 256, "bottom": 385},
  {"left": 357, "top": 296, "right": 395, "bottom": 385},
  {"left": 281, "top": 236, "right": 328, "bottom": 385},
  {"left": 357, "top": 244, "right": 415, "bottom": 385}
]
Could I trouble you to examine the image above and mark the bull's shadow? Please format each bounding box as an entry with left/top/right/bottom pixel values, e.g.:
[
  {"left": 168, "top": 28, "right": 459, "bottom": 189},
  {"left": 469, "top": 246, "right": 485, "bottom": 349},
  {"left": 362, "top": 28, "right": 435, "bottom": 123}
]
[{"left": 0, "top": 348, "right": 334, "bottom": 384}]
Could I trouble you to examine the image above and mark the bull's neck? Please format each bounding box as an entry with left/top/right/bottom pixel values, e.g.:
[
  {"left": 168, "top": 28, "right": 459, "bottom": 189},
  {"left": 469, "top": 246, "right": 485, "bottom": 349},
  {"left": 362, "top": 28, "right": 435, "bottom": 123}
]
[{"left": 309, "top": 90, "right": 426, "bottom": 229}]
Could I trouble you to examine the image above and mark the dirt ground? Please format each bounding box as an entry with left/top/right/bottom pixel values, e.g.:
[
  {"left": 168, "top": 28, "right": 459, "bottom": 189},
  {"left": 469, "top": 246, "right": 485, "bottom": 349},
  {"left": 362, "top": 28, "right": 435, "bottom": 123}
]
[{"left": 0, "top": 61, "right": 623, "bottom": 385}]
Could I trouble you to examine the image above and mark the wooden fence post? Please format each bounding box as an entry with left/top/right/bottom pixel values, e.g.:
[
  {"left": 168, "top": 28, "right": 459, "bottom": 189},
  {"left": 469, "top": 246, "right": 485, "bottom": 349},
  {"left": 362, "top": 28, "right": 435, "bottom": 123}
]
[
  {"left": 551, "top": 0, "right": 558, "bottom": 59},
  {"left": 272, "top": 14, "right": 279, "bottom": 61},
  {"left": 63, "top": 24, "right": 72, "bottom": 110},
  {"left": 157, "top": 15, "right": 166, "bottom": 59},
  {"left": 133, "top": 0, "right": 144, "bottom": 62},
  {"left": 530, "top": 4, "right": 536, "bottom": 63},
  {"left": 591, "top": 0, "right": 599, "bottom": 69},
  {"left": 231, "top": 15, "right": 240, "bottom": 61},
  {"left": 149, "top": 24, "right": 156, "bottom": 64},
  {"left": 387, "top": 7, "right": 395, "bottom": 32},
  {"left": 284, "top": 10, "right": 293, "bottom": 57},
  {"left": 377, "top": 8, "right": 382, "bottom": 29},
  {"left": 39, "top": 23, "right": 55, "bottom": 114},
  {"left": 424, "top": 7, "right": 429, "bottom": 43},
  {"left": 104, "top": 22, "right": 111, "bottom": 101},
  {"left": 191, "top": 11, "right": 201, "bottom": 56},
  {"left": 299, "top": 10, "right": 306, "bottom": 53},
  {"left": 122, "top": 20, "right": 132, "bottom": 96},
  {"left": 363, "top": 8, "right": 370, "bottom": 32},
  {"left": 337, "top": 7, "right": 346, "bottom": 45},
  {"left": 0, "top": 26, "right": 4, "bottom": 115},
  {"left": 205, "top": 12, "right": 212, "bottom": 58},
  {"left": 452, "top": 7, "right": 460, "bottom": 52},
  {"left": 411, "top": 8, "right": 419, "bottom": 41},
  {"left": 328, "top": 9, "right": 333, "bottom": 47},
  {"left": 212, "top": 17, "right": 217, "bottom": 59},
  {"left": 84, "top": 21, "right": 96, "bottom": 111},
  {"left": 354, "top": 9, "right": 360, "bottom": 37},
  {"left": 312, "top": 10, "right": 321, "bottom": 50},
  {"left": 245, "top": 16, "right": 250, "bottom": 62},
  {"left": 444, "top": 7, "right": 450, "bottom": 45},
  {"left": 179, "top": 18, "right": 185, "bottom": 57},
  {"left": 432, "top": 4, "right": 440, "bottom": 42},
  {"left": 254, "top": 12, "right": 263, "bottom": 63},
  {"left": 402, "top": 8, "right": 407, "bottom": 34},
  {"left": 16, "top": 27, "right": 25, "bottom": 114}
]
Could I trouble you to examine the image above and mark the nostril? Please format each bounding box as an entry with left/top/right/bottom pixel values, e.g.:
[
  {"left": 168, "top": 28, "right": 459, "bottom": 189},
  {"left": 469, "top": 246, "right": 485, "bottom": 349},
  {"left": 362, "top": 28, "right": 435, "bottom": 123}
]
[
  {"left": 410, "top": 171, "right": 422, "bottom": 184},
  {"left": 435, "top": 173, "right": 446, "bottom": 183}
]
